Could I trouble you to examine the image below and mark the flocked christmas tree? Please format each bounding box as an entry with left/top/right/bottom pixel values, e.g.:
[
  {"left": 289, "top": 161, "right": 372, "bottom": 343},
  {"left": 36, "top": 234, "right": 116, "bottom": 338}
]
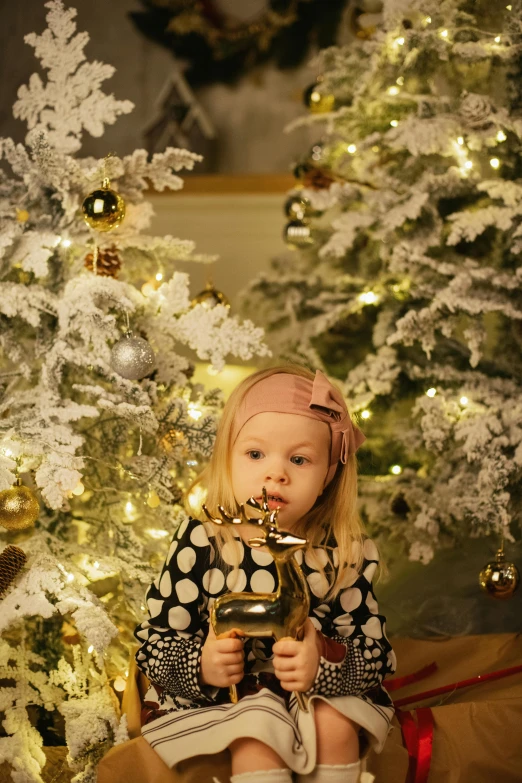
[
  {"left": 244, "top": 0, "right": 522, "bottom": 574},
  {"left": 0, "top": 3, "right": 268, "bottom": 780}
]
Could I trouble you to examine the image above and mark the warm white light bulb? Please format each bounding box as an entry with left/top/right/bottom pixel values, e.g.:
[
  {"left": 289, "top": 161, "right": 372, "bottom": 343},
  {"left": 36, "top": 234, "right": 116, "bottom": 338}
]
[
  {"left": 490, "top": 158, "right": 500, "bottom": 169},
  {"left": 361, "top": 410, "right": 371, "bottom": 420},
  {"left": 494, "top": 35, "right": 501, "bottom": 43},
  {"left": 396, "top": 76, "right": 404, "bottom": 85},
  {"left": 72, "top": 481, "right": 85, "bottom": 496},
  {"left": 113, "top": 676, "right": 127, "bottom": 692},
  {"left": 93, "top": 561, "right": 100, "bottom": 569},
  {"left": 390, "top": 120, "right": 399, "bottom": 127},
  {"left": 496, "top": 130, "right": 507, "bottom": 142},
  {"left": 66, "top": 572, "right": 74, "bottom": 583},
  {"left": 347, "top": 144, "right": 357, "bottom": 153},
  {"left": 464, "top": 160, "right": 473, "bottom": 169},
  {"left": 506, "top": 4, "right": 512, "bottom": 8},
  {"left": 390, "top": 465, "right": 403, "bottom": 475},
  {"left": 155, "top": 272, "right": 163, "bottom": 281},
  {"left": 88, "top": 645, "right": 94, "bottom": 654},
  {"left": 425, "top": 16, "right": 432, "bottom": 23},
  {"left": 61, "top": 238, "right": 72, "bottom": 248},
  {"left": 188, "top": 404, "right": 202, "bottom": 420},
  {"left": 359, "top": 291, "right": 379, "bottom": 305},
  {"left": 440, "top": 29, "right": 448, "bottom": 38},
  {"left": 146, "top": 528, "right": 169, "bottom": 539},
  {"left": 395, "top": 36, "right": 405, "bottom": 46},
  {"left": 457, "top": 136, "right": 464, "bottom": 145},
  {"left": 460, "top": 396, "right": 469, "bottom": 406},
  {"left": 388, "top": 86, "right": 400, "bottom": 96},
  {"left": 426, "top": 388, "right": 437, "bottom": 398}
]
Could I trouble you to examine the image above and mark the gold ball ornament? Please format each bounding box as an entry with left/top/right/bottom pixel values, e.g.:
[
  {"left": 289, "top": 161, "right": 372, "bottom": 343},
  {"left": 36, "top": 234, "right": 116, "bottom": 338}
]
[
  {"left": 82, "top": 178, "right": 126, "bottom": 232},
  {"left": 191, "top": 281, "right": 230, "bottom": 309},
  {"left": 303, "top": 82, "right": 335, "bottom": 114},
  {"left": 479, "top": 548, "right": 520, "bottom": 600},
  {"left": 0, "top": 481, "right": 40, "bottom": 531}
]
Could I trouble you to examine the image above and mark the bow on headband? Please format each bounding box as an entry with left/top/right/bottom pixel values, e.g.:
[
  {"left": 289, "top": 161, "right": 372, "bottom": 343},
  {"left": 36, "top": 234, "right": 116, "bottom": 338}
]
[{"left": 309, "top": 370, "right": 366, "bottom": 477}]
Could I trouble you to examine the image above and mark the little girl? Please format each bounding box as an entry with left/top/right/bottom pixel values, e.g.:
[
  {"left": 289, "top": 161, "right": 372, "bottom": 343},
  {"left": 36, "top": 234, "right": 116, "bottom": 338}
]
[{"left": 134, "top": 365, "right": 396, "bottom": 783}]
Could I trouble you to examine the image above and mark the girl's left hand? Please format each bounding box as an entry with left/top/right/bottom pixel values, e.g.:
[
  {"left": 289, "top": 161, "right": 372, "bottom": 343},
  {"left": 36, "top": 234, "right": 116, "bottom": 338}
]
[{"left": 272, "top": 618, "right": 321, "bottom": 693}]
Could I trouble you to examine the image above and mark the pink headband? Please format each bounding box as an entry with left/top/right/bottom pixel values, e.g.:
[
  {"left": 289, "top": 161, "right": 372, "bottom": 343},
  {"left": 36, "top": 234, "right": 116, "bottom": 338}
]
[{"left": 232, "top": 370, "right": 366, "bottom": 485}]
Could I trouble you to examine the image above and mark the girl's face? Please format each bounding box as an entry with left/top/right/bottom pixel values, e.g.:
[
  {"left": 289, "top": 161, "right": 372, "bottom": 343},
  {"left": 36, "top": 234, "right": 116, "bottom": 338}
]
[{"left": 230, "top": 411, "right": 330, "bottom": 530}]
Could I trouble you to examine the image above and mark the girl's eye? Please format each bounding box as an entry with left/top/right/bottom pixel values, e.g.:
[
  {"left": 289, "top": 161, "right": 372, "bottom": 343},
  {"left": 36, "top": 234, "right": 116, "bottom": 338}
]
[
  {"left": 247, "top": 450, "right": 263, "bottom": 460},
  {"left": 290, "top": 455, "right": 308, "bottom": 466}
]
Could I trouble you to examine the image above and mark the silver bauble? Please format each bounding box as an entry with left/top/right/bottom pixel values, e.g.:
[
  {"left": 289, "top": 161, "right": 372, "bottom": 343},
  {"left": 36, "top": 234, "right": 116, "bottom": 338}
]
[{"left": 110, "top": 332, "right": 155, "bottom": 380}]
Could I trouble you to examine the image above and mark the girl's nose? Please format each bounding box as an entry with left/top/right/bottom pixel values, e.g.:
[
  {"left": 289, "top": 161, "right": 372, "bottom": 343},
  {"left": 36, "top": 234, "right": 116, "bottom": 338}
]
[{"left": 265, "top": 461, "right": 288, "bottom": 484}]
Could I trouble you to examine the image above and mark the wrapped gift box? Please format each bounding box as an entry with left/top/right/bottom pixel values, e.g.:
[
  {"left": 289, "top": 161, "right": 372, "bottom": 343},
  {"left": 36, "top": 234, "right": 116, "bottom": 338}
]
[{"left": 97, "top": 633, "right": 522, "bottom": 783}]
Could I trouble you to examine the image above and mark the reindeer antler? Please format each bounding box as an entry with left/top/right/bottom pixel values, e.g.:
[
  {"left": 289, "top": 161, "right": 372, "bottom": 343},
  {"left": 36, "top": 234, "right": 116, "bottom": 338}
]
[{"left": 202, "top": 487, "right": 280, "bottom": 529}]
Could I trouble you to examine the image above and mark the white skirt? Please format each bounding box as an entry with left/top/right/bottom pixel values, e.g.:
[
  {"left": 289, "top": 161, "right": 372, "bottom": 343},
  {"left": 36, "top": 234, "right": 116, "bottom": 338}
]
[{"left": 141, "top": 688, "right": 393, "bottom": 775}]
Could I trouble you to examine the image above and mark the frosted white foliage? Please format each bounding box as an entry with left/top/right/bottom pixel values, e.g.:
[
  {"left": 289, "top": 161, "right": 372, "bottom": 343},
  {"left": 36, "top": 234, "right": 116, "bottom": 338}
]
[
  {"left": 387, "top": 115, "right": 460, "bottom": 157},
  {"left": 344, "top": 347, "right": 401, "bottom": 410},
  {"left": 301, "top": 182, "right": 358, "bottom": 212},
  {"left": 0, "top": 554, "right": 117, "bottom": 652},
  {"left": 0, "top": 284, "right": 55, "bottom": 327},
  {"left": 320, "top": 212, "right": 374, "bottom": 258},
  {"left": 161, "top": 302, "right": 271, "bottom": 372},
  {"left": 446, "top": 206, "right": 515, "bottom": 245},
  {"left": 408, "top": 541, "right": 435, "bottom": 565},
  {"left": 382, "top": 191, "right": 429, "bottom": 231},
  {"left": 60, "top": 687, "right": 119, "bottom": 761},
  {"left": 14, "top": 1, "right": 133, "bottom": 153}
]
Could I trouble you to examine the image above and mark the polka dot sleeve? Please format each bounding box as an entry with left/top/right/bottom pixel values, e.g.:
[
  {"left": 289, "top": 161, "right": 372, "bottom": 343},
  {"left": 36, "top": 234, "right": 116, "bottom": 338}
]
[
  {"left": 310, "top": 538, "right": 396, "bottom": 698},
  {"left": 134, "top": 516, "right": 220, "bottom": 704}
]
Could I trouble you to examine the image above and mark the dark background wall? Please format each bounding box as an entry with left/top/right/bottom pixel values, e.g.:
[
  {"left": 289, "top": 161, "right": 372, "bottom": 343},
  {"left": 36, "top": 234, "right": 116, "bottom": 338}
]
[{"left": 0, "top": 0, "right": 336, "bottom": 173}]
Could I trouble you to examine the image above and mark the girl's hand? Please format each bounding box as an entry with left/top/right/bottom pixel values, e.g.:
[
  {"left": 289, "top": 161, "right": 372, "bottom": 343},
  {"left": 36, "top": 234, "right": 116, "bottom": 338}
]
[
  {"left": 272, "top": 618, "right": 321, "bottom": 693},
  {"left": 199, "top": 624, "right": 245, "bottom": 689}
]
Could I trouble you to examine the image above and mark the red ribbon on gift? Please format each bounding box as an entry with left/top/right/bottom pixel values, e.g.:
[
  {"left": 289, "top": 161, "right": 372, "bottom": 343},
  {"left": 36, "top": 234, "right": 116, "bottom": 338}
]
[{"left": 385, "top": 663, "right": 522, "bottom": 783}]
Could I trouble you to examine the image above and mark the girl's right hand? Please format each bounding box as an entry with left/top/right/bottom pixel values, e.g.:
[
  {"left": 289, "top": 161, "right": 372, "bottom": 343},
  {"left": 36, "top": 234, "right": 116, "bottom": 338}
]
[{"left": 199, "top": 624, "right": 245, "bottom": 688}]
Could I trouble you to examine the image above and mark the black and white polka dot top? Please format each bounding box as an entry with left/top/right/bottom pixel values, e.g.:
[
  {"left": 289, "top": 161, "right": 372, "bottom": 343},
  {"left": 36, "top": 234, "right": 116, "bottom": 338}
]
[{"left": 134, "top": 516, "right": 396, "bottom": 712}]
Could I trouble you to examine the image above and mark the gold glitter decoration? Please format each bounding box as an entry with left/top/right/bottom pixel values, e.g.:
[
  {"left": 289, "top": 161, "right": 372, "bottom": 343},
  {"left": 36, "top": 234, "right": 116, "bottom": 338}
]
[{"left": 0, "top": 481, "right": 40, "bottom": 531}]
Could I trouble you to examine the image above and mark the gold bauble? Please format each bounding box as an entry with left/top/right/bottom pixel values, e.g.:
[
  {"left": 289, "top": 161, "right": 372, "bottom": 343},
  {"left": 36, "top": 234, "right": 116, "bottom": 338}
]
[
  {"left": 303, "top": 82, "right": 335, "bottom": 114},
  {"left": 191, "top": 281, "right": 230, "bottom": 309},
  {"left": 479, "top": 548, "right": 520, "bottom": 600},
  {"left": 82, "top": 178, "right": 126, "bottom": 232},
  {"left": 0, "top": 482, "right": 40, "bottom": 531},
  {"left": 284, "top": 194, "right": 311, "bottom": 221}
]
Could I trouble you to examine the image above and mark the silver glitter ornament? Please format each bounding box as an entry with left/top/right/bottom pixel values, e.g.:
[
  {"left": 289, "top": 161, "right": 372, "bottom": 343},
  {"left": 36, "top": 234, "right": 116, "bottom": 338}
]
[{"left": 110, "top": 332, "right": 155, "bottom": 380}]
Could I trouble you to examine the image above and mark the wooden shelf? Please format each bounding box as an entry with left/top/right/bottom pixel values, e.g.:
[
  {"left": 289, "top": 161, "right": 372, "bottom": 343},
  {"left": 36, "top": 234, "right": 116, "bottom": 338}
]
[{"left": 151, "top": 173, "right": 295, "bottom": 195}]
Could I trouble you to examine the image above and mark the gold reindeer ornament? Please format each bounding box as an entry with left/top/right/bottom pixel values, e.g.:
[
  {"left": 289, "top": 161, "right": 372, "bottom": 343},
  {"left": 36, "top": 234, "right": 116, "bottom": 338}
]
[{"left": 202, "top": 488, "right": 311, "bottom": 710}]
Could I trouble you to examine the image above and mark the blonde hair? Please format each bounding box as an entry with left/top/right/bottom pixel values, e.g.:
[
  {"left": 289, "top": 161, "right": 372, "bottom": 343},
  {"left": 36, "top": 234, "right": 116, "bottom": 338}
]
[{"left": 186, "top": 364, "right": 366, "bottom": 601}]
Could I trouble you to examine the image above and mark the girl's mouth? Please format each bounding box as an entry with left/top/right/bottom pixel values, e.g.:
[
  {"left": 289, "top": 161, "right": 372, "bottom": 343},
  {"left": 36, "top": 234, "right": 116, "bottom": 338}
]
[{"left": 257, "top": 494, "right": 287, "bottom": 510}]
